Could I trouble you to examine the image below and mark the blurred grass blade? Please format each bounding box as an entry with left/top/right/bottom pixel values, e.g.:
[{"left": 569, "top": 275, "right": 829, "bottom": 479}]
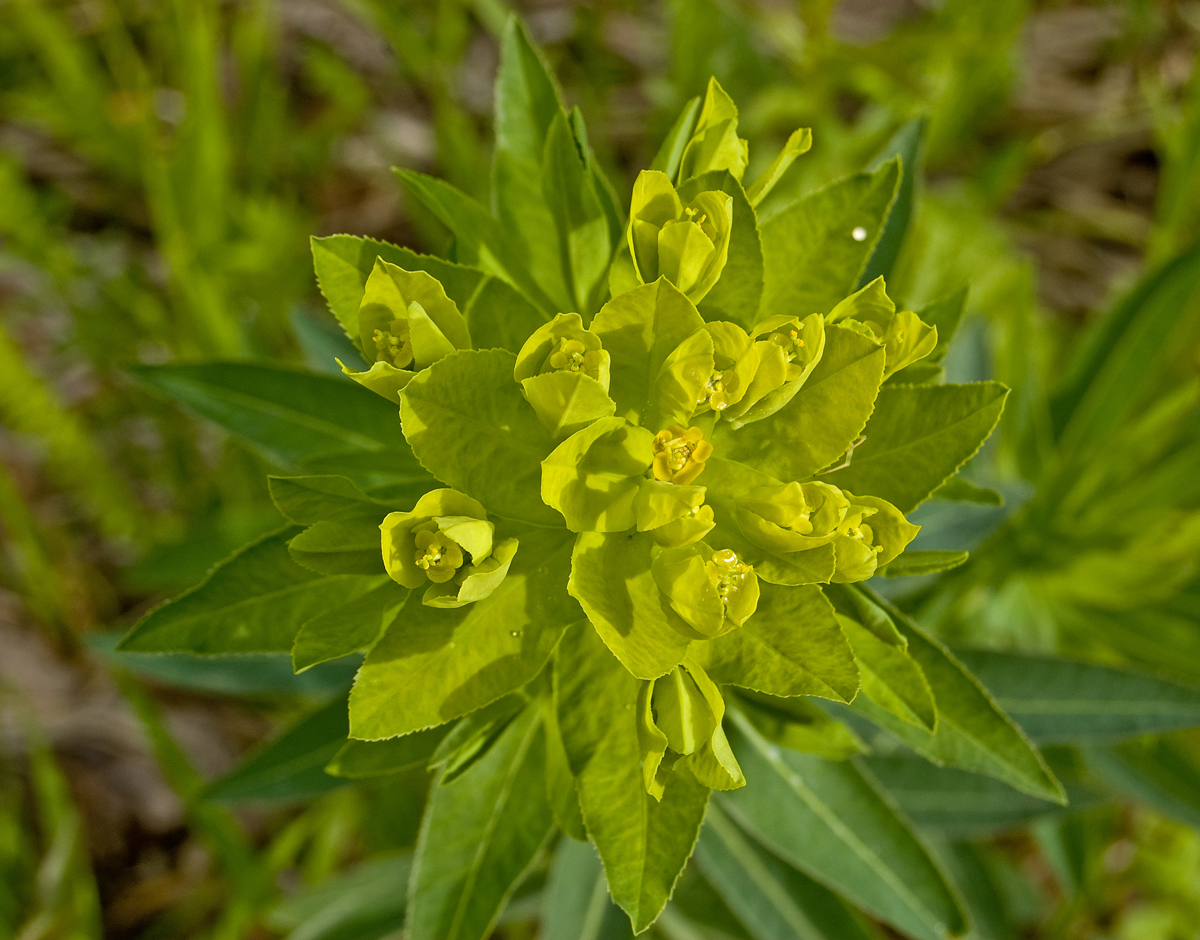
[
  {"left": 266, "top": 854, "right": 412, "bottom": 940},
  {"left": 1085, "top": 739, "right": 1200, "bottom": 828},
  {"left": 541, "top": 837, "right": 631, "bottom": 940}
]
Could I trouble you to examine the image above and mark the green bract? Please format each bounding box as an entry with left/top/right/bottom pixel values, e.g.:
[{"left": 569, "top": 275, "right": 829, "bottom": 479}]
[{"left": 125, "top": 26, "right": 1030, "bottom": 939}]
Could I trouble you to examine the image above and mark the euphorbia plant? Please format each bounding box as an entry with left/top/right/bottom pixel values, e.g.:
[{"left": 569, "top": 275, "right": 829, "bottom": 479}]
[{"left": 121, "top": 18, "right": 1067, "bottom": 940}]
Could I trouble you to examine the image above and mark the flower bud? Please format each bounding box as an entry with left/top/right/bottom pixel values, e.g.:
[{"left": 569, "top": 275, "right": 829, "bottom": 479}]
[
  {"left": 341, "top": 259, "right": 471, "bottom": 404},
  {"left": 628, "top": 171, "right": 732, "bottom": 304},
  {"left": 735, "top": 481, "right": 849, "bottom": 554},
  {"left": 541, "top": 417, "right": 654, "bottom": 532},
  {"left": 828, "top": 277, "right": 936, "bottom": 379},
  {"left": 831, "top": 493, "right": 919, "bottom": 583},
  {"left": 652, "top": 542, "right": 759, "bottom": 638},
  {"left": 677, "top": 78, "right": 749, "bottom": 184},
  {"left": 634, "top": 480, "right": 715, "bottom": 547},
  {"left": 514, "top": 312, "right": 610, "bottom": 390},
  {"left": 380, "top": 488, "right": 518, "bottom": 607},
  {"left": 651, "top": 425, "right": 713, "bottom": 486}
]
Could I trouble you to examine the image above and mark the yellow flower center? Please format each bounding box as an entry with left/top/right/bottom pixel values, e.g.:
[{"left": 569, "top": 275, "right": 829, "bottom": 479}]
[
  {"left": 373, "top": 320, "right": 414, "bottom": 369},
  {"left": 414, "top": 529, "right": 463, "bottom": 583},
  {"left": 652, "top": 425, "right": 713, "bottom": 485}
]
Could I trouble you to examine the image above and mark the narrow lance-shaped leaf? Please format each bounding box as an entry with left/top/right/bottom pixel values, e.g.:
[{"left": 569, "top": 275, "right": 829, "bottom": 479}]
[{"left": 857, "top": 118, "right": 925, "bottom": 289}]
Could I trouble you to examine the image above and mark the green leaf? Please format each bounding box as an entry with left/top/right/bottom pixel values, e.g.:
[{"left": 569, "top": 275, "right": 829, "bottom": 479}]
[
  {"left": 825, "top": 382, "right": 1009, "bottom": 512},
  {"left": 327, "top": 726, "right": 447, "bottom": 779},
  {"left": 492, "top": 15, "right": 571, "bottom": 312},
  {"left": 288, "top": 519, "right": 386, "bottom": 575},
  {"left": 650, "top": 97, "right": 701, "bottom": 180},
  {"left": 266, "top": 854, "right": 411, "bottom": 940},
  {"left": 269, "top": 475, "right": 392, "bottom": 524},
  {"left": 955, "top": 650, "right": 1200, "bottom": 744},
  {"left": 396, "top": 167, "right": 557, "bottom": 315},
  {"left": 746, "top": 129, "right": 813, "bottom": 209},
  {"left": 930, "top": 475, "right": 1003, "bottom": 505},
  {"left": 401, "top": 349, "right": 558, "bottom": 526},
  {"left": 311, "top": 234, "right": 548, "bottom": 355},
  {"left": 851, "top": 591, "right": 1065, "bottom": 803},
  {"left": 722, "top": 714, "right": 966, "bottom": 940},
  {"left": 118, "top": 528, "right": 375, "bottom": 654},
  {"left": 292, "top": 579, "right": 409, "bottom": 672},
  {"left": 349, "top": 527, "right": 577, "bottom": 739},
  {"left": 912, "top": 287, "right": 968, "bottom": 367},
  {"left": 542, "top": 698, "right": 588, "bottom": 841},
  {"left": 758, "top": 161, "right": 900, "bottom": 320},
  {"left": 554, "top": 620, "right": 637, "bottom": 777},
  {"left": 736, "top": 691, "right": 867, "bottom": 760},
  {"left": 542, "top": 837, "right": 633, "bottom": 940},
  {"left": 1086, "top": 739, "right": 1200, "bottom": 828},
  {"left": 129, "top": 362, "right": 428, "bottom": 488},
  {"left": 205, "top": 697, "right": 348, "bottom": 802},
  {"left": 568, "top": 530, "right": 690, "bottom": 681},
  {"left": 407, "top": 705, "right": 554, "bottom": 940},
  {"left": 577, "top": 697, "right": 711, "bottom": 933},
  {"left": 591, "top": 279, "right": 708, "bottom": 430},
  {"left": 696, "top": 802, "right": 880, "bottom": 940},
  {"left": 877, "top": 550, "right": 970, "bottom": 578},
  {"left": 837, "top": 615, "right": 936, "bottom": 730},
  {"left": 864, "top": 756, "right": 1089, "bottom": 836},
  {"left": 690, "top": 583, "right": 859, "bottom": 702},
  {"left": 857, "top": 119, "right": 925, "bottom": 288},
  {"left": 714, "top": 325, "right": 885, "bottom": 484},
  {"left": 680, "top": 171, "right": 763, "bottom": 330},
  {"left": 543, "top": 110, "right": 615, "bottom": 314}
]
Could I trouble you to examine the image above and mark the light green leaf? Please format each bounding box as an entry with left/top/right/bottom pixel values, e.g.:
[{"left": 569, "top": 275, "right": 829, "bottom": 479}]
[
  {"left": 292, "top": 579, "right": 409, "bottom": 672},
  {"left": 851, "top": 591, "right": 1065, "bottom": 803},
  {"left": 541, "top": 418, "right": 653, "bottom": 532},
  {"left": 722, "top": 715, "right": 966, "bottom": 940},
  {"left": 128, "top": 363, "right": 427, "bottom": 488},
  {"left": 568, "top": 530, "right": 691, "bottom": 680},
  {"left": 577, "top": 697, "right": 711, "bottom": 933},
  {"left": 592, "top": 278, "right": 708, "bottom": 429},
  {"left": 118, "top": 529, "right": 374, "bottom": 654},
  {"left": 857, "top": 119, "right": 925, "bottom": 288},
  {"left": 543, "top": 110, "right": 615, "bottom": 314},
  {"left": 837, "top": 614, "right": 936, "bottom": 730},
  {"left": 825, "top": 382, "right": 1009, "bottom": 512},
  {"left": 349, "top": 527, "right": 577, "bottom": 738},
  {"left": 714, "top": 325, "right": 885, "bottom": 484},
  {"left": 541, "top": 834, "right": 632, "bottom": 940},
  {"left": 408, "top": 705, "right": 554, "bottom": 940},
  {"left": 680, "top": 171, "right": 764, "bottom": 330},
  {"left": 492, "top": 15, "right": 571, "bottom": 312},
  {"left": 758, "top": 161, "right": 900, "bottom": 320},
  {"left": 401, "top": 349, "right": 559, "bottom": 526},
  {"left": 311, "top": 234, "right": 547, "bottom": 355},
  {"left": 746, "top": 129, "right": 813, "bottom": 209},
  {"left": 288, "top": 519, "right": 385, "bottom": 576},
  {"left": 522, "top": 368, "right": 616, "bottom": 441},
  {"left": 690, "top": 583, "right": 858, "bottom": 702},
  {"left": 695, "top": 801, "right": 877, "bottom": 940},
  {"left": 650, "top": 97, "right": 701, "bottom": 180},
  {"left": 955, "top": 650, "right": 1200, "bottom": 744},
  {"left": 327, "top": 726, "right": 447, "bottom": 779},
  {"left": 877, "top": 549, "right": 970, "bottom": 578},
  {"left": 206, "top": 697, "right": 348, "bottom": 802},
  {"left": 930, "top": 475, "right": 1003, "bottom": 505},
  {"left": 269, "top": 474, "right": 391, "bottom": 525}
]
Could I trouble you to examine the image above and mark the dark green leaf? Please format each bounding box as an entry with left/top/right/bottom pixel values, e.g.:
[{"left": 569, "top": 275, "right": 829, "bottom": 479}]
[
  {"left": 1085, "top": 739, "right": 1200, "bottom": 828},
  {"left": 877, "top": 550, "right": 969, "bottom": 578},
  {"left": 288, "top": 519, "right": 386, "bottom": 576},
  {"left": 956, "top": 650, "right": 1200, "bottom": 744},
  {"left": 118, "top": 528, "right": 375, "bottom": 654},
  {"left": 930, "top": 476, "right": 1003, "bottom": 505},
  {"left": 857, "top": 119, "right": 925, "bottom": 288},
  {"left": 407, "top": 706, "right": 554, "bottom": 940},
  {"left": 206, "top": 697, "right": 348, "bottom": 802},
  {"left": 837, "top": 614, "right": 936, "bottom": 730},
  {"left": 825, "top": 382, "right": 1009, "bottom": 512},
  {"left": 269, "top": 475, "right": 393, "bottom": 525},
  {"left": 266, "top": 854, "right": 411, "bottom": 940},
  {"left": 912, "top": 287, "right": 968, "bottom": 367},
  {"left": 650, "top": 98, "right": 701, "bottom": 180},
  {"left": 327, "top": 726, "right": 448, "bottom": 779},
  {"left": 722, "top": 714, "right": 966, "bottom": 940},
  {"left": 542, "top": 837, "right": 632, "bottom": 940}
]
